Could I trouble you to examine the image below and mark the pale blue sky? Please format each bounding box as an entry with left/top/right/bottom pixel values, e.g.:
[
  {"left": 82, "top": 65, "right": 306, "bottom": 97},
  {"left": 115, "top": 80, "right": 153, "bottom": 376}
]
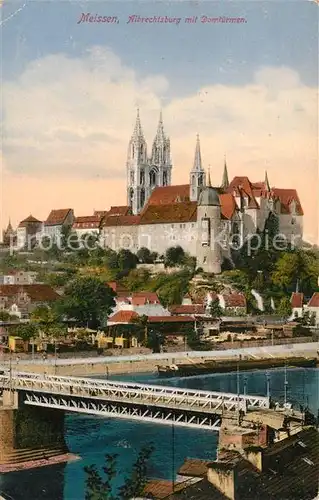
[{"left": 2, "top": 0, "right": 318, "bottom": 98}]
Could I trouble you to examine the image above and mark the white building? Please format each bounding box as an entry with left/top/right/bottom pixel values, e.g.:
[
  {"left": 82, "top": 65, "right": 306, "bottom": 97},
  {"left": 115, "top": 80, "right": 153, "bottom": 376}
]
[{"left": 100, "top": 110, "right": 303, "bottom": 273}]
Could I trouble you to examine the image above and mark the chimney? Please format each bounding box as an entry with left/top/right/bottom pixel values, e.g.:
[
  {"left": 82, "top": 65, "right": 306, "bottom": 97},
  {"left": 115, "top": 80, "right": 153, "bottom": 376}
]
[{"left": 207, "top": 462, "right": 237, "bottom": 500}]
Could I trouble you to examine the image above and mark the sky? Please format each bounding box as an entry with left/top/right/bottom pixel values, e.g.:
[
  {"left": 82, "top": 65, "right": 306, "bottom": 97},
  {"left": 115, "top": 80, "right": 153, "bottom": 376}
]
[{"left": 1, "top": 0, "right": 318, "bottom": 243}]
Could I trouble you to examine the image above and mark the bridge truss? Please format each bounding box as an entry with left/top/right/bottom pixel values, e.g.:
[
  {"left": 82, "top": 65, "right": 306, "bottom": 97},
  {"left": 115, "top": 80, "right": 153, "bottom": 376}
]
[{"left": 0, "top": 371, "right": 270, "bottom": 431}]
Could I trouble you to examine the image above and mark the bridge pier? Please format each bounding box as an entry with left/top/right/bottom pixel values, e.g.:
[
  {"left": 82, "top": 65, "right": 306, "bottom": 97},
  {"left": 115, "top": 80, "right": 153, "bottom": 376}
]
[{"left": 0, "top": 390, "right": 69, "bottom": 471}]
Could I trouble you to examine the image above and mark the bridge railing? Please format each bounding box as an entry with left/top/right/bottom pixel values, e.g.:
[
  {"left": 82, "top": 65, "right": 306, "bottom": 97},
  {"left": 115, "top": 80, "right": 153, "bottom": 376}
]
[{"left": 0, "top": 372, "right": 270, "bottom": 413}]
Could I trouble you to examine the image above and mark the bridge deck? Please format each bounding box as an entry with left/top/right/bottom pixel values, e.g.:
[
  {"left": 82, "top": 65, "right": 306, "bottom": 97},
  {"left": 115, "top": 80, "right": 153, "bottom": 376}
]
[{"left": 0, "top": 371, "right": 270, "bottom": 431}]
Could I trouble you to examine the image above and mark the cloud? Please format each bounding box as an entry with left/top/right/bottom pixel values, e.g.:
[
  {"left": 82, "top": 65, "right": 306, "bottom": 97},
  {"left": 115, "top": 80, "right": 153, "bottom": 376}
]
[{"left": 1, "top": 48, "right": 318, "bottom": 243}]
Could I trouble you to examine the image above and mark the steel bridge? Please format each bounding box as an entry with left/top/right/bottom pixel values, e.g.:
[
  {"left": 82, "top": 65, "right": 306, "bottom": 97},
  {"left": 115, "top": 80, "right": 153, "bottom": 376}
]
[{"left": 0, "top": 371, "right": 270, "bottom": 431}]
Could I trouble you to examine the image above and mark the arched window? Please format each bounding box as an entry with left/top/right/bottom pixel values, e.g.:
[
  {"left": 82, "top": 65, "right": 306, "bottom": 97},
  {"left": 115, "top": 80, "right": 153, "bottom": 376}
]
[
  {"left": 150, "top": 170, "right": 156, "bottom": 187},
  {"left": 140, "top": 169, "right": 145, "bottom": 185},
  {"left": 140, "top": 188, "right": 145, "bottom": 207}
]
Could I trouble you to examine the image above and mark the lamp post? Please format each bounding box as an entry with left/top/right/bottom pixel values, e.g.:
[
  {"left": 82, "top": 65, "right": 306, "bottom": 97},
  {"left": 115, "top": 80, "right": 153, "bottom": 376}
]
[{"left": 171, "top": 420, "right": 175, "bottom": 494}]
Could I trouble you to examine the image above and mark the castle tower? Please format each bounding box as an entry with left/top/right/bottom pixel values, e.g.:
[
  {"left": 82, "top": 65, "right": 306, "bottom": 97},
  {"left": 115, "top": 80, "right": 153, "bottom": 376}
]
[
  {"left": 196, "top": 179, "right": 221, "bottom": 274},
  {"left": 221, "top": 156, "right": 229, "bottom": 190},
  {"left": 150, "top": 111, "right": 172, "bottom": 190},
  {"left": 190, "top": 135, "right": 206, "bottom": 201},
  {"left": 126, "top": 109, "right": 148, "bottom": 214}
]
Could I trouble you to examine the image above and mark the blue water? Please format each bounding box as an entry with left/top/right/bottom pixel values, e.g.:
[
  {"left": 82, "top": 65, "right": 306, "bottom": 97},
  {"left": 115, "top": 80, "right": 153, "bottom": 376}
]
[{"left": 0, "top": 368, "right": 318, "bottom": 500}]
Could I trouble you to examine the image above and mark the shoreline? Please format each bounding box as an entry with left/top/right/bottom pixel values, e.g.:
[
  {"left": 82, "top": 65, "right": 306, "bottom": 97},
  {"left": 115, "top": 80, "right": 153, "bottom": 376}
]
[
  {"left": 4, "top": 342, "right": 319, "bottom": 377},
  {"left": 0, "top": 453, "right": 80, "bottom": 474}
]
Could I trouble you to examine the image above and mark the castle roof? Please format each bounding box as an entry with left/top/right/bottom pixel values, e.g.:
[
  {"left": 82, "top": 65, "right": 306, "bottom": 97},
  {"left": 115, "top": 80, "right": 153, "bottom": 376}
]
[
  {"left": 140, "top": 201, "right": 197, "bottom": 225},
  {"left": 271, "top": 188, "right": 303, "bottom": 215},
  {"left": 107, "top": 206, "right": 131, "bottom": 216},
  {"left": 198, "top": 186, "right": 220, "bottom": 207},
  {"left": 147, "top": 184, "right": 190, "bottom": 205},
  {"left": 45, "top": 209, "right": 73, "bottom": 226},
  {"left": 73, "top": 215, "right": 102, "bottom": 229},
  {"left": 18, "top": 215, "right": 42, "bottom": 227}
]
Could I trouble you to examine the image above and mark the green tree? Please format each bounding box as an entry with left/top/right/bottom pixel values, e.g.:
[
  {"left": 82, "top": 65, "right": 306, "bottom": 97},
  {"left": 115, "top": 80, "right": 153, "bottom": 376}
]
[
  {"left": 117, "top": 249, "right": 138, "bottom": 273},
  {"left": 84, "top": 445, "right": 154, "bottom": 500},
  {"left": 131, "top": 314, "right": 149, "bottom": 344},
  {"left": 14, "top": 323, "right": 39, "bottom": 341},
  {"left": 272, "top": 249, "right": 319, "bottom": 294},
  {"left": 277, "top": 296, "right": 292, "bottom": 318},
  {"left": 209, "top": 298, "right": 223, "bottom": 318},
  {"left": 56, "top": 276, "right": 116, "bottom": 329},
  {"left": 164, "top": 246, "right": 185, "bottom": 267},
  {"left": 123, "top": 268, "right": 151, "bottom": 291},
  {"left": 136, "top": 247, "right": 153, "bottom": 264},
  {"left": 0, "top": 310, "right": 10, "bottom": 321}
]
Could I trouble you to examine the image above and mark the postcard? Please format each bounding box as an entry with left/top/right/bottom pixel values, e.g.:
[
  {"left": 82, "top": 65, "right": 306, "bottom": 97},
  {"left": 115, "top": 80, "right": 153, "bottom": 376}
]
[{"left": 0, "top": 0, "right": 318, "bottom": 499}]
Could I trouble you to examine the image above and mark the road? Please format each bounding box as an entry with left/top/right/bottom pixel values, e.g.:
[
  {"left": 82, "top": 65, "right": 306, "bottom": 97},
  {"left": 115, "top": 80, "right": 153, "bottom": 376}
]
[{"left": 2, "top": 342, "right": 318, "bottom": 367}]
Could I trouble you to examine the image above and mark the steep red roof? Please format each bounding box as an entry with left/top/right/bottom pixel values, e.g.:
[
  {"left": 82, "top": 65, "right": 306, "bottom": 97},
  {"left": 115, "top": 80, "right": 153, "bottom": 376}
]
[
  {"left": 107, "top": 206, "right": 131, "bottom": 217},
  {"left": 139, "top": 202, "right": 197, "bottom": 225},
  {"left": 45, "top": 209, "right": 73, "bottom": 226},
  {"left": 18, "top": 215, "right": 42, "bottom": 227},
  {"left": 169, "top": 304, "right": 205, "bottom": 315},
  {"left": 94, "top": 210, "right": 108, "bottom": 218},
  {"left": 251, "top": 181, "right": 268, "bottom": 197},
  {"left": 0, "top": 284, "right": 59, "bottom": 301},
  {"left": 131, "top": 292, "right": 160, "bottom": 305},
  {"left": 291, "top": 292, "right": 304, "bottom": 308},
  {"left": 227, "top": 177, "right": 259, "bottom": 209},
  {"left": 219, "top": 193, "right": 238, "bottom": 220},
  {"left": 73, "top": 215, "right": 102, "bottom": 229},
  {"left": 103, "top": 215, "right": 140, "bottom": 227},
  {"left": 223, "top": 293, "right": 246, "bottom": 308},
  {"left": 271, "top": 188, "right": 303, "bottom": 215},
  {"left": 146, "top": 185, "right": 190, "bottom": 205},
  {"left": 307, "top": 292, "right": 319, "bottom": 308},
  {"left": 108, "top": 310, "right": 139, "bottom": 323}
]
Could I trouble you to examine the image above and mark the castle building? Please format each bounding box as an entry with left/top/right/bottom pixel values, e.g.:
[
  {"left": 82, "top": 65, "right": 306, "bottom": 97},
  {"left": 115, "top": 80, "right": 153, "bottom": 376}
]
[
  {"left": 14, "top": 110, "right": 304, "bottom": 274},
  {"left": 101, "top": 110, "right": 303, "bottom": 273}
]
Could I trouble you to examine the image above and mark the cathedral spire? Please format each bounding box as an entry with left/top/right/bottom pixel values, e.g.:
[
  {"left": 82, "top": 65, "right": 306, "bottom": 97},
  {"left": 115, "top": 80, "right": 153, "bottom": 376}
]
[
  {"left": 133, "top": 108, "right": 144, "bottom": 139},
  {"left": 155, "top": 110, "right": 165, "bottom": 142},
  {"left": 193, "top": 134, "right": 203, "bottom": 171},
  {"left": 207, "top": 165, "right": 212, "bottom": 187},
  {"left": 221, "top": 155, "right": 229, "bottom": 190},
  {"left": 265, "top": 170, "right": 271, "bottom": 192}
]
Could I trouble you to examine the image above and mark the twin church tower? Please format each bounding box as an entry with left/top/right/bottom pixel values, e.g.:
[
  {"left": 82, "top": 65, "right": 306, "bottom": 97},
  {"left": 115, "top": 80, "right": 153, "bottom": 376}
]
[{"left": 126, "top": 110, "right": 207, "bottom": 214}]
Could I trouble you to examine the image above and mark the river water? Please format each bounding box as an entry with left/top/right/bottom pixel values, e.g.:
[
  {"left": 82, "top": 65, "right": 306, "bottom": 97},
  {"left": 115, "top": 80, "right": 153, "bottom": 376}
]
[{"left": 0, "top": 367, "right": 318, "bottom": 500}]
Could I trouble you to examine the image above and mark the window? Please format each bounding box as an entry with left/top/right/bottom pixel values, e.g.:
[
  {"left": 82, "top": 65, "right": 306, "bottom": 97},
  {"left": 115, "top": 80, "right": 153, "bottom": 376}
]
[
  {"left": 140, "top": 169, "right": 145, "bottom": 185},
  {"left": 201, "top": 218, "right": 210, "bottom": 246}
]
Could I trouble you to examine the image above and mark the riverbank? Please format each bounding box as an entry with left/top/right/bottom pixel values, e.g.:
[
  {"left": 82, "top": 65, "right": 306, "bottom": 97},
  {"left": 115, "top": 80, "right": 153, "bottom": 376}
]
[
  {"left": 5, "top": 342, "right": 319, "bottom": 376},
  {"left": 158, "top": 356, "right": 318, "bottom": 377},
  {"left": 0, "top": 453, "right": 80, "bottom": 474}
]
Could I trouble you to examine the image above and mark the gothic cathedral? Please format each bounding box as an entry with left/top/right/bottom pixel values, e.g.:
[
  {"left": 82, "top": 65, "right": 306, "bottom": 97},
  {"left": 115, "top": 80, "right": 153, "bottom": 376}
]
[{"left": 126, "top": 110, "right": 173, "bottom": 214}]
